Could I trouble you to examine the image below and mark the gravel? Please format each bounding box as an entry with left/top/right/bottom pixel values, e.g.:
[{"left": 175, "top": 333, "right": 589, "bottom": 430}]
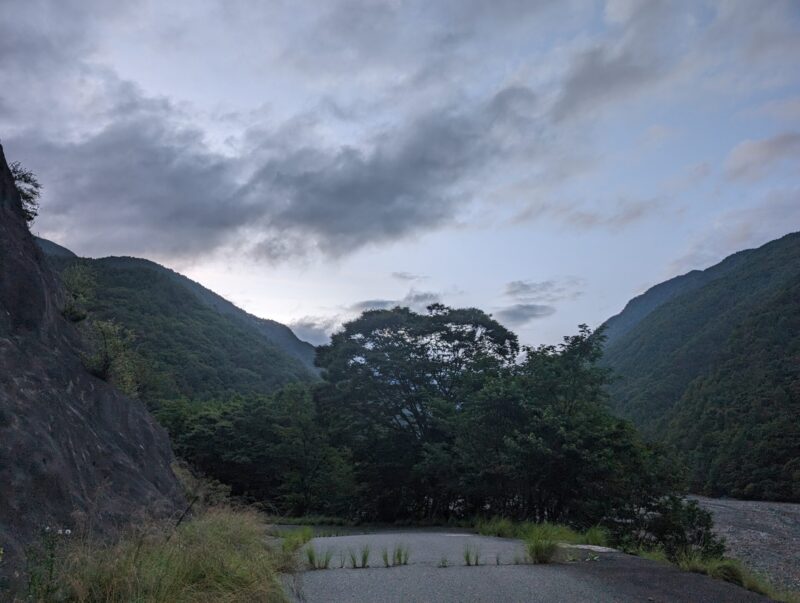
[{"left": 695, "top": 495, "right": 800, "bottom": 592}]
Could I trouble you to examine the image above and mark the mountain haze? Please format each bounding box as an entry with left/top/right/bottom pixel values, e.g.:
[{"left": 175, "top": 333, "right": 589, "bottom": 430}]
[{"left": 603, "top": 232, "right": 800, "bottom": 501}]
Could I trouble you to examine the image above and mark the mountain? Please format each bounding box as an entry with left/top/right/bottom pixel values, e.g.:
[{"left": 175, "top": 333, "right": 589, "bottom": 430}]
[
  {"left": 0, "top": 144, "right": 183, "bottom": 580},
  {"left": 602, "top": 232, "right": 800, "bottom": 501},
  {"left": 36, "top": 243, "right": 319, "bottom": 406}
]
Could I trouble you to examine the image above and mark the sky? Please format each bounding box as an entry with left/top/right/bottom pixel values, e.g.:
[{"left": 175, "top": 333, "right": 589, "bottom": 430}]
[{"left": 1, "top": 0, "right": 799, "bottom": 346}]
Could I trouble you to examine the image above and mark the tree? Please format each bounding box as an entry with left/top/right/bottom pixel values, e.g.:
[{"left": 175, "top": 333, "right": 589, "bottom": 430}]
[
  {"left": 9, "top": 161, "right": 42, "bottom": 224},
  {"left": 315, "top": 304, "right": 519, "bottom": 519}
]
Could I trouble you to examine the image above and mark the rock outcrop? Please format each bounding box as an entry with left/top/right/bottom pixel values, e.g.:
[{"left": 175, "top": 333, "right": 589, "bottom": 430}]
[{"left": 0, "top": 143, "right": 183, "bottom": 580}]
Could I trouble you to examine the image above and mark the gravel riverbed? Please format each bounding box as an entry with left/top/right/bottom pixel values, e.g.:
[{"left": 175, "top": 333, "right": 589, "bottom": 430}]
[{"left": 695, "top": 496, "right": 800, "bottom": 592}]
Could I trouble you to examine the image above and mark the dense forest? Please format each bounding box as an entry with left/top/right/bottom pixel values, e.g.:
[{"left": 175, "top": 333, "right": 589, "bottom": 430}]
[
  {"left": 45, "top": 252, "right": 317, "bottom": 403},
  {"left": 603, "top": 232, "right": 800, "bottom": 501}
]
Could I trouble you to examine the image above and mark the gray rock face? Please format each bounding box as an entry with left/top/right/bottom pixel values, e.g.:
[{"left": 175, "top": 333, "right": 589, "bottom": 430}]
[{"left": 0, "top": 144, "right": 183, "bottom": 580}]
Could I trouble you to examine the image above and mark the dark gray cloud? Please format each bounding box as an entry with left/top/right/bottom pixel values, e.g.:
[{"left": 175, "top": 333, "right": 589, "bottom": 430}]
[
  {"left": 505, "top": 277, "right": 585, "bottom": 303},
  {"left": 496, "top": 303, "right": 556, "bottom": 326}
]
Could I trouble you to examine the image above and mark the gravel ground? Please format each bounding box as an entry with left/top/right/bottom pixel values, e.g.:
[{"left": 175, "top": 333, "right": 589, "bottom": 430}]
[
  {"left": 285, "top": 531, "right": 768, "bottom": 602},
  {"left": 695, "top": 496, "right": 800, "bottom": 592}
]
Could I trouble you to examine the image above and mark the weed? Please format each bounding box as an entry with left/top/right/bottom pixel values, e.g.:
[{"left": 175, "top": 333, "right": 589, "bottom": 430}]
[
  {"left": 463, "top": 545, "right": 480, "bottom": 566},
  {"left": 305, "top": 546, "right": 333, "bottom": 570},
  {"left": 360, "top": 544, "right": 370, "bottom": 568},
  {"left": 382, "top": 547, "right": 390, "bottom": 567},
  {"left": 348, "top": 549, "right": 358, "bottom": 569},
  {"left": 526, "top": 536, "right": 557, "bottom": 564},
  {"left": 438, "top": 556, "right": 449, "bottom": 568}
]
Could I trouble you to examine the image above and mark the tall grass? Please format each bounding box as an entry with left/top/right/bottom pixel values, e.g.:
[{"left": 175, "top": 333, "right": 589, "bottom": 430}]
[
  {"left": 51, "top": 507, "right": 286, "bottom": 602},
  {"left": 474, "top": 517, "right": 608, "bottom": 547}
]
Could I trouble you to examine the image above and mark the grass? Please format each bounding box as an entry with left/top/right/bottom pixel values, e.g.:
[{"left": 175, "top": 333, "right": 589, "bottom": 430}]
[
  {"left": 626, "top": 548, "right": 800, "bottom": 603},
  {"left": 304, "top": 546, "right": 333, "bottom": 570},
  {"left": 280, "top": 526, "right": 314, "bottom": 553},
  {"left": 525, "top": 536, "right": 558, "bottom": 564},
  {"left": 463, "top": 545, "right": 480, "bottom": 566},
  {"left": 42, "top": 507, "right": 286, "bottom": 602},
  {"left": 474, "top": 517, "right": 608, "bottom": 547},
  {"left": 346, "top": 545, "right": 371, "bottom": 569},
  {"left": 262, "top": 514, "right": 351, "bottom": 526},
  {"left": 438, "top": 556, "right": 449, "bottom": 568}
]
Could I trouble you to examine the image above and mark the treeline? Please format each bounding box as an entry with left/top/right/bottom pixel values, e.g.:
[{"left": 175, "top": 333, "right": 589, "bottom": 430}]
[{"left": 154, "top": 305, "right": 719, "bottom": 555}]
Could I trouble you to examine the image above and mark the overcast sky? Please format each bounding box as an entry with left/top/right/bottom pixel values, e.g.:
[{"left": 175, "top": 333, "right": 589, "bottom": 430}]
[{"left": 2, "top": 0, "right": 799, "bottom": 345}]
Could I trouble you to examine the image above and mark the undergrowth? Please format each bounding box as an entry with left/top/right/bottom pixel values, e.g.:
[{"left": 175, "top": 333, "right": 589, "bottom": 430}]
[{"left": 35, "top": 507, "right": 286, "bottom": 602}]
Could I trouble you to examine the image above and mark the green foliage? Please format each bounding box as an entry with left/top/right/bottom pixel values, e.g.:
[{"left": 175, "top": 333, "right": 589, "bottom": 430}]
[
  {"left": 583, "top": 526, "right": 609, "bottom": 547},
  {"left": 161, "top": 384, "right": 355, "bottom": 515},
  {"left": 604, "top": 232, "right": 800, "bottom": 501},
  {"left": 50, "top": 256, "right": 315, "bottom": 408},
  {"left": 525, "top": 536, "right": 557, "bottom": 564},
  {"left": 9, "top": 160, "right": 41, "bottom": 224},
  {"left": 282, "top": 526, "right": 314, "bottom": 553},
  {"left": 61, "top": 262, "right": 95, "bottom": 322},
  {"left": 82, "top": 319, "right": 141, "bottom": 397}
]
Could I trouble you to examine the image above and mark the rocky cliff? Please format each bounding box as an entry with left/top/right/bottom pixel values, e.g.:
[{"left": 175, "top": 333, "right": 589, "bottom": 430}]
[{"left": 0, "top": 143, "right": 183, "bottom": 580}]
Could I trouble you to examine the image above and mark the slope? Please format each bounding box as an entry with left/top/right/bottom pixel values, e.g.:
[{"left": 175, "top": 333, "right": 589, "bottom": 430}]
[
  {"left": 40, "top": 251, "right": 318, "bottom": 406},
  {"left": 602, "top": 232, "right": 800, "bottom": 500}
]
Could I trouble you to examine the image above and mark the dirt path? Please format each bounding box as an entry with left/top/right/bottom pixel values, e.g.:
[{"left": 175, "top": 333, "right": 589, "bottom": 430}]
[
  {"left": 695, "top": 496, "right": 800, "bottom": 592},
  {"left": 285, "top": 531, "right": 767, "bottom": 602}
]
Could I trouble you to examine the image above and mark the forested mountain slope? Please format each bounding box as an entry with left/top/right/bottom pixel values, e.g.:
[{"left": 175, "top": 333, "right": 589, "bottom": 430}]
[
  {"left": 602, "top": 232, "right": 800, "bottom": 501},
  {"left": 37, "top": 244, "right": 318, "bottom": 405}
]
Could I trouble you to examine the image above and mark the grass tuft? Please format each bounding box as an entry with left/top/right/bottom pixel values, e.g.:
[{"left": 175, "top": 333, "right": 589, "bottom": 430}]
[{"left": 526, "top": 536, "right": 558, "bottom": 564}]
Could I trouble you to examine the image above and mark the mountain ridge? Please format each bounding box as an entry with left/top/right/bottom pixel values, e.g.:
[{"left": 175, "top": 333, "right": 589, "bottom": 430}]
[{"left": 602, "top": 231, "right": 800, "bottom": 501}]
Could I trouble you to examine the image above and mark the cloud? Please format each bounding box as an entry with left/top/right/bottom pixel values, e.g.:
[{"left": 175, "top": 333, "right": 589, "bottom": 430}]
[
  {"left": 347, "top": 289, "right": 440, "bottom": 313},
  {"left": 8, "top": 76, "right": 543, "bottom": 261},
  {"left": 391, "top": 271, "right": 426, "bottom": 281},
  {"left": 552, "top": 45, "right": 660, "bottom": 122},
  {"left": 504, "top": 277, "right": 585, "bottom": 303},
  {"left": 515, "top": 197, "right": 663, "bottom": 230},
  {"left": 495, "top": 303, "right": 556, "bottom": 326},
  {"left": 289, "top": 315, "right": 341, "bottom": 346},
  {"left": 669, "top": 189, "right": 800, "bottom": 274},
  {"left": 725, "top": 132, "right": 800, "bottom": 181}
]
